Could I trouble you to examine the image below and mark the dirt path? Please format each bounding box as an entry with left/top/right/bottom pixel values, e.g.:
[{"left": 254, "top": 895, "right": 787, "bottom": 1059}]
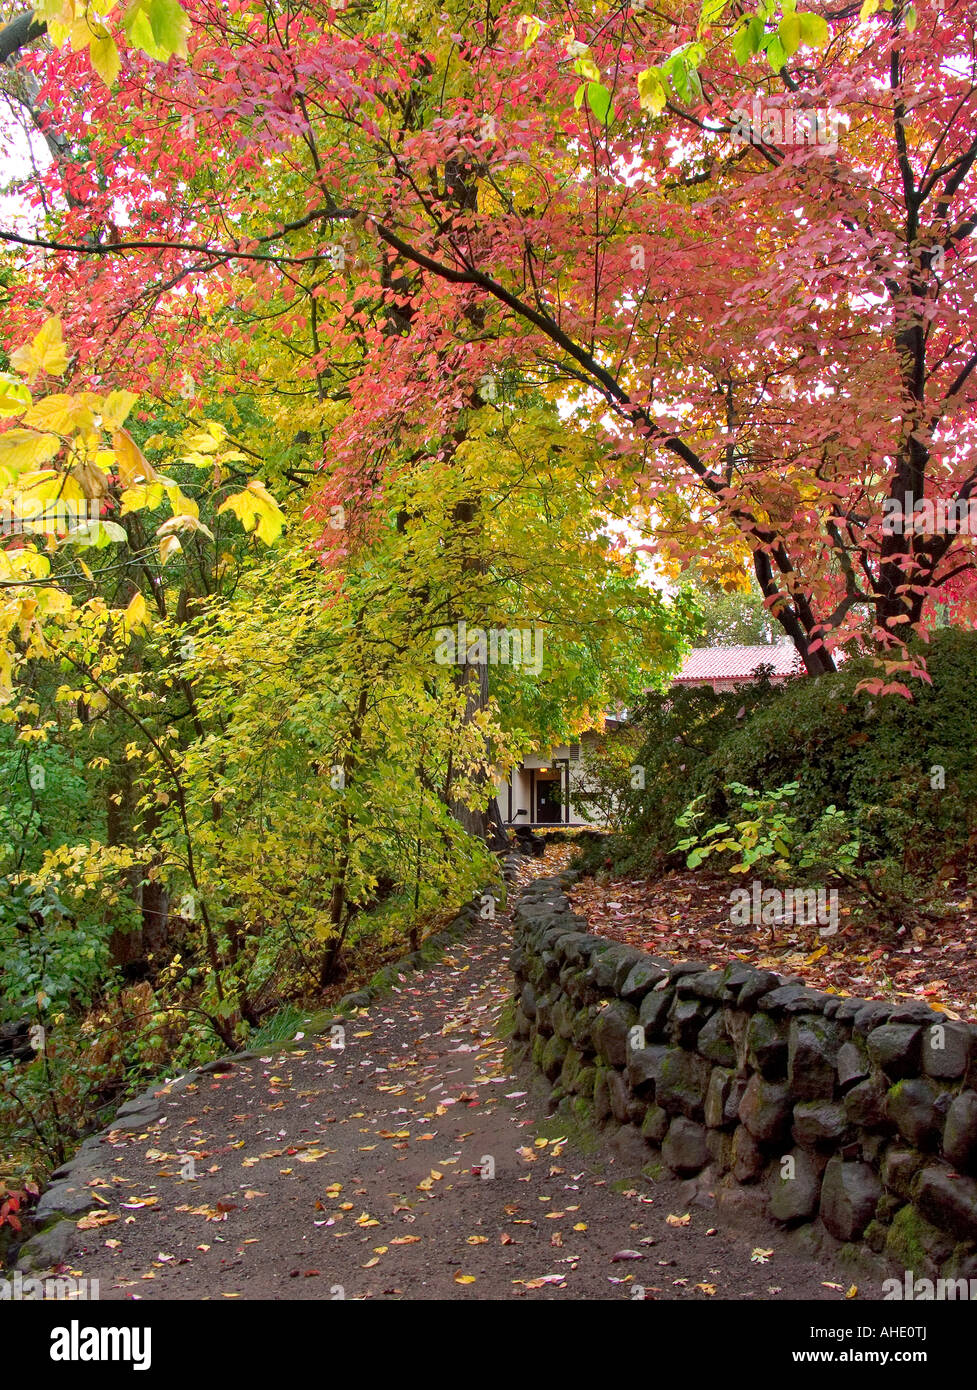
[{"left": 64, "top": 878, "right": 861, "bottom": 1301}]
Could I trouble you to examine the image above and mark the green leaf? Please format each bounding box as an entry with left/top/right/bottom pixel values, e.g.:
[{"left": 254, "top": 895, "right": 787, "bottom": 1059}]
[
  {"left": 125, "top": 0, "right": 190, "bottom": 60},
  {"left": 732, "top": 15, "right": 764, "bottom": 64},
  {"left": 147, "top": 0, "right": 191, "bottom": 55},
  {"left": 699, "top": 0, "right": 728, "bottom": 30},
  {"left": 585, "top": 81, "right": 614, "bottom": 124},
  {"left": 778, "top": 13, "right": 801, "bottom": 55},
  {"left": 765, "top": 33, "right": 787, "bottom": 69},
  {"left": 904, "top": 4, "right": 917, "bottom": 30}
]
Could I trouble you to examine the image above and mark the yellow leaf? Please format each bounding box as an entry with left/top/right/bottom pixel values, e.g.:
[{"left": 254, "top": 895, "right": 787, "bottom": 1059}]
[
  {"left": 18, "top": 469, "right": 86, "bottom": 504},
  {"left": 120, "top": 482, "right": 165, "bottom": 514},
  {"left": 637, "top": 67, "right": 668, "bottom": 116},
  {"left": 102, "top": 390, "right": 139, "bottom": 430},
  {"left": 113, "top": 429, "right": 156, "bottom": 487},
  {"left": 0, "top": 429, "right": 60, "bottom": 473},
  {"left": 454, "top": 1273, "right": 476, "bottom": 1284},
  {"left": 10, "top": 317, "right": 68, "bottom": 383},
  {"left": 217, "top": 479, "right": 285, "bottom": 545},
  {"left": 125, "top": 592, "right": 151, "bottom": 634},
  {"left": 23, "top": 393, "right": 95, "bottom": 435},
  {"left": 159, "top": 534, "right": 182, "bottom": 565},
  {"left": 518, "top": 14, "right": 542, "bottom": 50},
  {"left": 90, "top": 32, "right": 121, "bottom": 85},
  {"left": 76, "top": 1210, "right": 120, "bottom": 1230},
  {"left": 164, "top": 485, "right": 200, "bottom": 522},
  {"left": 0, "top": 376, "right": 31, "bottom": 417}
]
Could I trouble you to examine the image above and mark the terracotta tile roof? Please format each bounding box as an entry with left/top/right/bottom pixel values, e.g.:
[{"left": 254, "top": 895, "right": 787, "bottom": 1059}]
[{"left": 673, "top": 644, "right": 803, "bottom": 683}]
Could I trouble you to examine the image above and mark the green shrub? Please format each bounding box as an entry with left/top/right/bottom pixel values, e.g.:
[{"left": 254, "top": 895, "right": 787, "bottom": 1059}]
[{"left": 588, "top": 630, "right": 977, "bottom": 911}]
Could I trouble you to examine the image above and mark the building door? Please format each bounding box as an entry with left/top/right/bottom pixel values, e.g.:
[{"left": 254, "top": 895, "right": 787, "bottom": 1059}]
[{"left": 534, "top": 770, "right": 562, "bottom": 823}]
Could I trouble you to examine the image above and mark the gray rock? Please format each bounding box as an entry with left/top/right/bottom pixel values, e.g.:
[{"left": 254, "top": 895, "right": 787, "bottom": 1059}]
[
  {"left": 768, "top": 1147, "right": 822, "bottom": 1225},
  {"left": 620, "top": 958, "right": 669, "bottom": 1002},
  {"left": 746, "top": 1011, "right": 788, "bottom": 1080},
  {"left": 788, "top": 1015, "right": 840, "bottom": 1100},
  {"left": 608, "top": 1069, "right": 631, "bottom": 1123},
  {"left": 668, "top": 997, "right": 713, "bottom": 1049},
  {"left": 732, "top": 1124, "right": 766, "bottom": 1183},
  {"left": 589, "top": 944, "right": 644, "bottom": 992},
  {"left": 852, "top": 1001, "right": 892, "bottom": 1038},
  {"left": 882, "top": 1144, "right": 925, "bottom": 1201},
  {"left": 677, "top": 969, "right": 728, "bottom": 1002},
  {"left": 553, "top": 931, "right": 594, "bottom": 964},
  {"left": 655, "top": 1048, "right": 713, "bottom": 1120},
  {"left": 552, "top": 997, "right": 574, "bottom": 1041},
  {"left": 35, "top": 1180, "right": 100, "bottom": 1223},
  {"left": 738, "top": 1074, "right": 792, "bottom": 1145},
  {"left": 922, "top": 1021, "right": 973, "bottom": 1080},
  {"left": 662, "top": 1117, "right": 709, "bottom": 1176},
  {"left": 520, "top": 983, "right": 537, "bottom": 1020},
  {"left": 49, "top": 1140, "right": 105, "bottom": 1183},
  {"left": 668, "top": 960, "right": 710, "bottom": 980},
  {"left": 844, "top": 1074, "right": 891, "bottom": 1131},
  {"left": 836, "top": 1040, "right": 869, "bottom": 1090},
  {"left": 757, "top": 984, "right": 829, "bottom": 1015},
  {"left": 592, "top": 999, "right": 638, "bottom": 1068},
  {"left": 696, "top": 1010, "right": 736, "bottom": 1067},
  {"left": 943, "top": 1091, "right": 977, "bottom": 1175},
  {"left": 541, "top": 1033, "right": 569, "bottom": 1081},
  {"left": 888, "top": 1001, "right": 942, "bottom": 1026},
  {"left": 887, "top": 1077, "right": 944, "bottom": 1150},
  {"left": 819, "top": 1157, "right": 881, "bottom": 1241},
  {"left": 110, "top": 1104, "right": 161, "bottom": 1131},
  {"left": 707, "top": 1129, "right": 735, "bottom": 1173},
  {"left": 705, "top": 1068, "right": 746, "bottom": 1130},
  {"left": 792, "top": 1100, "right": 849, "bottom": 1149},
  {"left": 638, "top": 986, "right": 673, "bottom": 1039},
  {"left": 867, "top": 1023, "right": 922, "bottom": 1079},
  {"left": 15, "top": 1220, "right": 81, "bottom": 1272},
  {"left": 594, "top": 1069, "right": 613, "bottom": 1124},
  {"left": 641, "top": 1104, "right": 670, "bottom": 1144},
  {"left": 570, "top": 1004, "right": 601, "bottom": 1051},
  {"left": 914, "top": 1162, "right": 977, "bottom": 1243},
  {"left": 736, "top": 971, "right": 783, "bottom": 1010},
  {"left": 626, "top": 1042, "right": 668, "bottom": 1095}
]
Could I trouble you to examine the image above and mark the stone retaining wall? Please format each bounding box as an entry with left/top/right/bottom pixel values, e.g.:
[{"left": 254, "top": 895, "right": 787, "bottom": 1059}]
[{"left": 510, "top": 874, "right": 977, "bottom": 1280}]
